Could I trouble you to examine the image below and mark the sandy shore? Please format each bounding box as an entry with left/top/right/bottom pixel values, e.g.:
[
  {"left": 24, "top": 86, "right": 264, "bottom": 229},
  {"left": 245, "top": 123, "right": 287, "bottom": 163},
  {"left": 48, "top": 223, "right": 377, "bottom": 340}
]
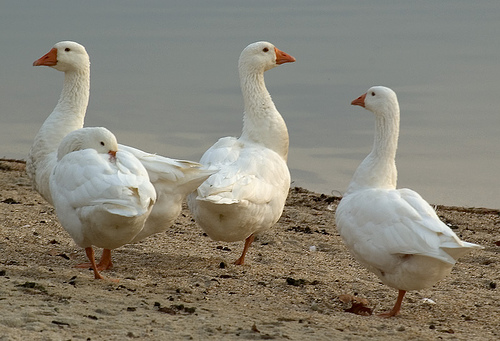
[{"left": 0, "top": 159, "right": 498, "bottom": 340}]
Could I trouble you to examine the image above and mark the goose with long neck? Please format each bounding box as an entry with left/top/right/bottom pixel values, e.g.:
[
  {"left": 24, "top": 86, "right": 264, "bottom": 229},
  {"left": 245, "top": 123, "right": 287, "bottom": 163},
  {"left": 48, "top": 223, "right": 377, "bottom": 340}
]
[
  {"left": 335, "top": 86, "right": 482, "bottom": 317},
  {"left": 27, "top": 41, "right": 213, "bottom": 272},
  {"left": 239, "top": 44, "right": 290, "bottom": 160},
  {"left": 27, "top": 41, "right": 90, "bottom": 205},
  {"left": 188, "top": 41, "right": 295, "bottom": 265},
  {"left": 346, "top": 87, "right": 399, "bottom": 193}
]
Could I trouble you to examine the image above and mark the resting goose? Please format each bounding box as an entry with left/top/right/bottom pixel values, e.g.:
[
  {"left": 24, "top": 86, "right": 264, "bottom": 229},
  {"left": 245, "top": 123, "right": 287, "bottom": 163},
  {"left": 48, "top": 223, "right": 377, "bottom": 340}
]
[
  {"left": 28, "top": 41, "right": 213, "bottom": 271},
  {"left": 188, "top": 41, "right": 295, "bottom": 265},
  {"left": 50, "top": 127, "right": 156, "bottom": 280},
  {"left": 335, "top": 86, "right": 483, "bottom": 317}
]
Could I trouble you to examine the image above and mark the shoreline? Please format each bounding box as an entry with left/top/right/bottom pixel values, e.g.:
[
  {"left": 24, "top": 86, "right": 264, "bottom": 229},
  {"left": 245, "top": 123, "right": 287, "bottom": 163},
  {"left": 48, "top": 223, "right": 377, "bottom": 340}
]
[{"left": 2, "top": 158, "right": 498, "bottom": 212}]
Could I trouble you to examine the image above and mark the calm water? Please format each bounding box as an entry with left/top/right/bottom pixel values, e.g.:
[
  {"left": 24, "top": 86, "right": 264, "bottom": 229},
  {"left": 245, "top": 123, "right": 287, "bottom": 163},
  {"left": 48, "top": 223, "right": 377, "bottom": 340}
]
[{"left": 0, "top": 1, "right": 498, "bottom": 208}]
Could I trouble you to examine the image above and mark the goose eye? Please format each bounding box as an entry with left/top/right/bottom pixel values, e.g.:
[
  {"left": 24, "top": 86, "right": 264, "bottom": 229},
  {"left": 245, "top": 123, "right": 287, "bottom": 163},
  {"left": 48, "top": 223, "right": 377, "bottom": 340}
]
[
  {"left": 371, "top": 91, "right": 375, "bottom": 96},
  {"left": 100, "top": 141, "right": 105, "bottom": 146},
  {"left": 263, "top": 47, "right": 269, "bottom": 52},
  {"left": 65, "top": 48, "right": 71, "bottom": 52}
]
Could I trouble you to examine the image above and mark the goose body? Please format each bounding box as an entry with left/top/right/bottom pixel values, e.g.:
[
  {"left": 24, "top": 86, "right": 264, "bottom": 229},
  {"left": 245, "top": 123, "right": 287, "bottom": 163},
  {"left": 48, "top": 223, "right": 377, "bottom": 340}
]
[
  {"left": 335, "top": 86, "right": 482, "bottom": 316},
  {"left": 28, "top": 41, "right": 213, "bottom": 270},
  {"left": 50, "top": 127, "right": 156, "bottom": 280},
  {"left": 119, "top": 144, "right": 214, "bottom": 243},
  {"left": 188, "top": 41, "right": 295, "bottom": 265}
]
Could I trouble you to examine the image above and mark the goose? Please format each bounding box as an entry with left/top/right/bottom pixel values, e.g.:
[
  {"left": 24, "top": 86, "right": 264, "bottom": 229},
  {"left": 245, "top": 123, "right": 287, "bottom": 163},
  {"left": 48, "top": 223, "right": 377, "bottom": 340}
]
[
  {"left": 28, "top": 41, "right": 214, "bottom": 271},
  {"left": 50, "top": 127, "right": 156, "bottom": 280},
  {"left": 188, "top": 41, "right": 295, "bottom": 265},
  {"left": 335, "top": 86, "right": 483, "bottom": 317},
  {"left": 27, "top": 41, "right": 90, "bottom": 205}
]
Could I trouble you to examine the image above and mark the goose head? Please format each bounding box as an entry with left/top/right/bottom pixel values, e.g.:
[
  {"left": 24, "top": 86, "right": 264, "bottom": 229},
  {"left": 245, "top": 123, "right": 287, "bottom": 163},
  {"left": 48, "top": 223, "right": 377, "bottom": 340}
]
[
  {"left": 33, "top": 41, "right": 89, "bottom": 72},
  {"left": 351, "top": 86, "right": 399, "bottom": 118},
  {"left": 238, "top": 41, "right": 295, "bottom": 74},
  {"left": 57, "top": 127, "right": 118, "bottom": 160}
]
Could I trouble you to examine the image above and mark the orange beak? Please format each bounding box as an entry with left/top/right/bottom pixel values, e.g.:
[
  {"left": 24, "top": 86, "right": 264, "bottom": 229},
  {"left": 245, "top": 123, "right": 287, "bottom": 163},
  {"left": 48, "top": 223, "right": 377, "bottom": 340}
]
[
  {"left": 33, "top": 48, "right": 58, "bottom": 66},
  {"left": 108, "top": 150, "right": 117, "bottom": 158},
  {"left": 275, "top": 47, "right": 296, "bottom": 65},
  {"left": 351, "top": 93, "right": 367, "bottom": 108}
]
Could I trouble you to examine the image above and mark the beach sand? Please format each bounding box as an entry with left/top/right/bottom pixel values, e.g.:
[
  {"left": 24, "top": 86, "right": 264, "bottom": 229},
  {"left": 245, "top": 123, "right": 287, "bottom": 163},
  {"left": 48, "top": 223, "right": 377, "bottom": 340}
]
[{"left": 0, "top": 159, "right": 498, "bottom": 340}]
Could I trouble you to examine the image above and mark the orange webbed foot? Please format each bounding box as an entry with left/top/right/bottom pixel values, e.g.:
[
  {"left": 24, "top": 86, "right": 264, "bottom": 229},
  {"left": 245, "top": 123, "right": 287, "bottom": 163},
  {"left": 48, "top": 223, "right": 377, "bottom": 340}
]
[{"left": 378, "top": 309, "right": 399, "bottom": 318}]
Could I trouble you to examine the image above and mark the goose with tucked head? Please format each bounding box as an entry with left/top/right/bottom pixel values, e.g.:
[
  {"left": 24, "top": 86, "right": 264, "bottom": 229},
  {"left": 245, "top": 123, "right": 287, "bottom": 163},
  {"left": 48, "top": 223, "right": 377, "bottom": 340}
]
[
  {"left": 50, "top": 127, "right": 156, "bottom": 281},
  {"left": 335, "top": 86, "right": 483, "bottom": 317},
  {"left": 188, "top": 41, "right": 295, "bottom": 265}
]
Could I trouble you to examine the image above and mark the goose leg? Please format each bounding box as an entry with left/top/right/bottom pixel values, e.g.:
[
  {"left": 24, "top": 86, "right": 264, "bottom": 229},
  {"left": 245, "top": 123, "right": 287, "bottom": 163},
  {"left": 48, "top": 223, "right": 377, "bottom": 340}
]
[
  {"left": 84, "top": 247, "right": 105, "bottom": 280},
  {"left": 75, "top": 248, "right": 113, "bottom": 271},
  {"left": 96, "top": 248, "right": 113, "bottom": 270},
  {"left": 234, "top": 234, "right": 255, "bottom": 265},
  {"left": 379, "top": 290, "right": 406, "bottom": 317}
]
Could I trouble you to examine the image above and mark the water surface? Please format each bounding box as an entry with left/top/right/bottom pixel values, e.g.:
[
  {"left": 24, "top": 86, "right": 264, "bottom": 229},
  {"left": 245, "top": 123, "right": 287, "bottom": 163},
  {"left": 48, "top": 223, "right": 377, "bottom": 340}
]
[{"left": 1, "top": 1, "right": 498, "bottom": 208}]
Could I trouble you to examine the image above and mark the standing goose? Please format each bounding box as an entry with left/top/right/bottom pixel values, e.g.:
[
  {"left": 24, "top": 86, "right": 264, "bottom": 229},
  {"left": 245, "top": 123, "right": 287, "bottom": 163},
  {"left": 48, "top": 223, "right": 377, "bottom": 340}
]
[
  {"left": 28, "top": 41, "right": 213, "bottom": 271},
  {"left": 50, "top": 127, "right": 156, "bottom": 280},
  {"left": 188, "top": 41, "right": 295, "bottom": 265},
  {"left": 27, "top": 41, "right": 90, "bottom": 205},
  {"left": 335, "top": 86, "right": 482, "bottom": 317}
]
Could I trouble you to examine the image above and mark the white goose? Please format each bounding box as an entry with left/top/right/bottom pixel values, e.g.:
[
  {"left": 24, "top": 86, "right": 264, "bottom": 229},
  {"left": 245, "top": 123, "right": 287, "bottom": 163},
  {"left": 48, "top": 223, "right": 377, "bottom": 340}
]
[
  {"left": 28, "top": 41, "right": 213, "bottom": 271},
  {"left": 335, "top": 86, "right": 482, "bottom": 317},
  {"left": 188, "top": 41, "right": 295, "bottom": 265},
  {"left": 50, "top": 127, "right": 156, "bottom": 280},
  {"left": 27, "top": 41, "right": 90, "bottom": 205}
]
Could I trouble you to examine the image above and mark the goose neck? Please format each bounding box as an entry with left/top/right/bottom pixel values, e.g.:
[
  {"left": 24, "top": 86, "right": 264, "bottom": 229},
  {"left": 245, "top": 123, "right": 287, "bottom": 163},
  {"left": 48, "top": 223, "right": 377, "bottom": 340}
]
[
  {"left": 36, "top": 67, "right": 90, "bottom": 152},
  {"left": 348, "top": 113, "right": 400, "bottom": 193},
  {"left": 53, "top": 68, "right": 90, "bottom": 117},
  {"left": 239, "top": 70, "right": 289, "bottom": 160},
  {"left": 240, "top": 71, "right": 273, "bottom": 113},
  {"left": 372, "top": 114, "right": 399, "bottom": 161}
]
